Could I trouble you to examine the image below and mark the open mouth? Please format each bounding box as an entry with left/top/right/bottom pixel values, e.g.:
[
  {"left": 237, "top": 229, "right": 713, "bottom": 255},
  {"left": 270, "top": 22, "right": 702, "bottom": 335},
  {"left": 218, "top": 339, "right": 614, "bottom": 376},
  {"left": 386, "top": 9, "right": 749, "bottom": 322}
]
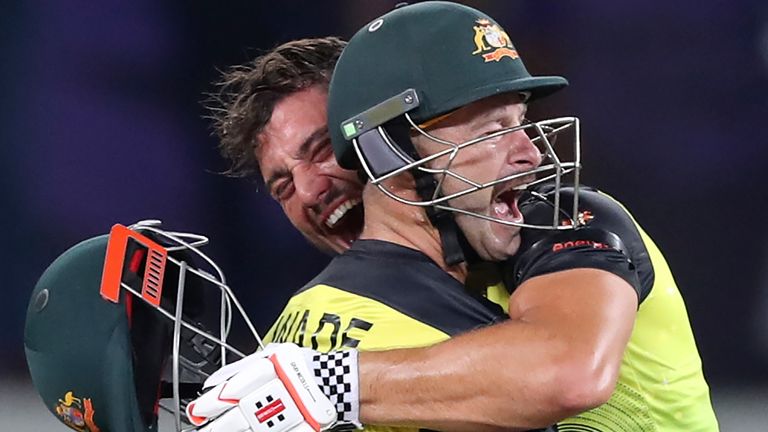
[
  {"left": 323, "top": 197, "right": 364, "bottom": 251},
  {"left": 491, "top": 185, "right": 524, "bottom": 223},
  {"left": 324, "top": 197, "right": 362, "bottom": 228}
]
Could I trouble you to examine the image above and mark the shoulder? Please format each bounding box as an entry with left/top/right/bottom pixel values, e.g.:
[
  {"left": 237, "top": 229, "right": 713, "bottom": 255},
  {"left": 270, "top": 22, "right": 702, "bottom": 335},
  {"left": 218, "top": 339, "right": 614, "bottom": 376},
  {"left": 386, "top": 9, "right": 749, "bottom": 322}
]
[
  {"left": 509, "top": 184, "right": 654, "bottom": 302},
  {"left": 519, "top": 184, "right": 636, "bottom": 233},
  {"left": 289, "top": 240, "right": 506, "bottom": 339},
  {"left": 299, "top": 239, "right": 459, "bottom": 296}
]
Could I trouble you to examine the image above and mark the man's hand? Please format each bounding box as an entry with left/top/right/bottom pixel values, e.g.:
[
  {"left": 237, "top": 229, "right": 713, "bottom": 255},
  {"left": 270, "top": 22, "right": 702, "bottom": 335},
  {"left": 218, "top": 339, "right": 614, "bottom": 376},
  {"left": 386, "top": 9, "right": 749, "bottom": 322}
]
[
  {"left": 187, "top": 344, "right": 338, "bottom": 432},
  {"left": 187, "top": 343, "right": 361, "bottom": 432}
]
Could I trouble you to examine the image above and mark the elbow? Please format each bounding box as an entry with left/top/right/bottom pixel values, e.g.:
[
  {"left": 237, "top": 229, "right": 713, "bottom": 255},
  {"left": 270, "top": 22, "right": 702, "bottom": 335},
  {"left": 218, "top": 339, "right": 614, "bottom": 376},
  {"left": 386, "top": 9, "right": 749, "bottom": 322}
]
[{"left": 549, "top": 358, "right": 618, "bottom": 415}]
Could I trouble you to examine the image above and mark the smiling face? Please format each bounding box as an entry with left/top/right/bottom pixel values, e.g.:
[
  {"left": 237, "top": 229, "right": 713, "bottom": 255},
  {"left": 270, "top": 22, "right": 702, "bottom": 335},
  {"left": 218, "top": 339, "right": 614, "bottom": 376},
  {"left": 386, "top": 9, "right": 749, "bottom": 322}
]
[
  {"left": 411, "top": 92, "right": 541, "bottom": 261},
  {"left": 256, "top": 86, "right": 364, "bottom": 254}
]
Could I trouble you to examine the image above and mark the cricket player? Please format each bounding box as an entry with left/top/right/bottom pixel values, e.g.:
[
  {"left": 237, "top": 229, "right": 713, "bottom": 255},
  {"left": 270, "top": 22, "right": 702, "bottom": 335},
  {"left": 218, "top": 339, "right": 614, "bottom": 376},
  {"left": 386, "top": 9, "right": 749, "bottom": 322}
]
[{"left": 189, "top": 2, "right": 717, "bottom": 431}]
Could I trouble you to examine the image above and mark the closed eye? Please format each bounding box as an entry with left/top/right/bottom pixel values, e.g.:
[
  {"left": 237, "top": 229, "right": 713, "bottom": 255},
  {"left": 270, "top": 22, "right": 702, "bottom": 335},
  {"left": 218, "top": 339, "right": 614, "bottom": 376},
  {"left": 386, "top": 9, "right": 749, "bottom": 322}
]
[
  {"left": 311, "top": 139, "right": 334, "bottom": 162},
  {"left": 272, "top": 180, "right": 294, "bottom": 201}
]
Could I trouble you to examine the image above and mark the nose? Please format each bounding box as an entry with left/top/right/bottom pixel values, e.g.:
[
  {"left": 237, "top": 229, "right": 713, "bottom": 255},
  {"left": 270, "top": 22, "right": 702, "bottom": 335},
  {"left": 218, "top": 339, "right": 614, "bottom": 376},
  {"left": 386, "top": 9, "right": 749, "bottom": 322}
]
[
  {"left": 293, "top": 163, "right": 331, "bottom": 207},
  {"left": 506, "top": 130, "right": 541, "bottom": 171}
]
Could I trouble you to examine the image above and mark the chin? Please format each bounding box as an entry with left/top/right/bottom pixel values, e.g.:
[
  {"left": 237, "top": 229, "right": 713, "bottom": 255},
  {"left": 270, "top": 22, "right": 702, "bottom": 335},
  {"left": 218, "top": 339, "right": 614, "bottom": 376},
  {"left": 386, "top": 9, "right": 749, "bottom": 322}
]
[
  {"left": 328, "top": 234, "right": 359, "bottom": 255},
  {"left": 501, "top": 234, "right": 522, "bottom": 258},
  {"left": 325, "top": 238, "right": 350, "bottom": 255},
  {"left": 477, "top": 239, "right": 517, "bottom": 262},
  {"left": 483, "top": 225, "right": 522, "bottom": 262}
]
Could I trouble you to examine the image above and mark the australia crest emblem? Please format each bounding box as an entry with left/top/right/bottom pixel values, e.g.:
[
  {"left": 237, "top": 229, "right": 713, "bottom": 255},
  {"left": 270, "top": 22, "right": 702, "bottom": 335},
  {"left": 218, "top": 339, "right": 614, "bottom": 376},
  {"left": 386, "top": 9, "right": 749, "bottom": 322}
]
[
  {"left": 54, "top": 391, "right": 101, "bottom": 432},
  {"left": 472, "top": 19, "right": 519, "bottom": 62}
]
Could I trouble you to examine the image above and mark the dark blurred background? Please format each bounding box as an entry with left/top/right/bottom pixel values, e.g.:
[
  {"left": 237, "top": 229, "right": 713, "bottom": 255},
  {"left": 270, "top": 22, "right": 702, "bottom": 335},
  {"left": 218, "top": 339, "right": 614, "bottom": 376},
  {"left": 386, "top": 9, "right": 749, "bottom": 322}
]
[{"left": 2, "top": 0, "right": 767, "bottom": 429}]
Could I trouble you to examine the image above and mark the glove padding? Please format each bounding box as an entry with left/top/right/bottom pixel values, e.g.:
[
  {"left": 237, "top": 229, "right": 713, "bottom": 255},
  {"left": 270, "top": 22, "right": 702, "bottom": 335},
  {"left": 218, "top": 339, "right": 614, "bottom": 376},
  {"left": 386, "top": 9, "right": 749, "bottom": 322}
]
[{"left": 187, "top": 344, "right": 338, "bottom": 432}]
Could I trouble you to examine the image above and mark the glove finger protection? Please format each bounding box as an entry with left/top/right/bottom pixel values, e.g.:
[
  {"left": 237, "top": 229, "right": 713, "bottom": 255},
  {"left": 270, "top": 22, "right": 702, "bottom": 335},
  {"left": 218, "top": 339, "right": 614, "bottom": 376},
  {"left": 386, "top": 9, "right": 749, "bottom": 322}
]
[
  {"left": 202, "top": 349, "right": 274, "bottom": 389},
  {"left": 188, "top": 343, "right": 350, "bottom": 432}
]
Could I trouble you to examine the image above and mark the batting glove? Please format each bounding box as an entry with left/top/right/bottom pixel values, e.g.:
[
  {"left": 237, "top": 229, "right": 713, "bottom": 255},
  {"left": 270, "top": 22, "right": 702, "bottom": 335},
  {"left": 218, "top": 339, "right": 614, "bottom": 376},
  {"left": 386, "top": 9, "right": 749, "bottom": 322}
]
[{"left": 186, "top": 343, "right": 361, "bottom": 432}]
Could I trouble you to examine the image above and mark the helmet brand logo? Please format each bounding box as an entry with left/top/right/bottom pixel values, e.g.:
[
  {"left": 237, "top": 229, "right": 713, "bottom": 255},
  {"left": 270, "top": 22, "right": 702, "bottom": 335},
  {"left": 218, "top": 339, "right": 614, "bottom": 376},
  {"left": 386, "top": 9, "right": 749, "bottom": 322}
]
[
  {"left": 54, "top": 391, "right": 100, "bottom": 432},
  {"left": 368, "top": 18, "right": 384, "bottom": 32},
  {"left": 471, "top": 19, "right": 519, "bottom": 62}
]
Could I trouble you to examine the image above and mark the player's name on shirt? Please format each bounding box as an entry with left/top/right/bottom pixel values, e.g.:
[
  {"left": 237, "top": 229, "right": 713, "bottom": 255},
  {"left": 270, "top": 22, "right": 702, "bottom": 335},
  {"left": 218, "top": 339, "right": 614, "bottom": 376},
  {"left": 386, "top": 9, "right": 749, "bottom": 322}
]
[{"left": 270, "top": 308, "right": 374, "bottom": 351}]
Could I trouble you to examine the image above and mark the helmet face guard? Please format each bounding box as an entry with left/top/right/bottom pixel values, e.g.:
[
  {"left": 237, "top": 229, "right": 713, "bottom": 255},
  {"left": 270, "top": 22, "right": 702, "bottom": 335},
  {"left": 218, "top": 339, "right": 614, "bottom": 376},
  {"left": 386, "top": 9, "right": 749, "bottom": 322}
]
[
  {"left": 326, "top": 2, "right": 586, "bottom": 233},
  {"left": 100, "top": 221, "right": 264, "bottom": 429},
  {"left": 343, "top": 90, "right": 584, "bottom": 230},
  {"left": 25, "top": 220, "right": 262, "bottom": 432}
]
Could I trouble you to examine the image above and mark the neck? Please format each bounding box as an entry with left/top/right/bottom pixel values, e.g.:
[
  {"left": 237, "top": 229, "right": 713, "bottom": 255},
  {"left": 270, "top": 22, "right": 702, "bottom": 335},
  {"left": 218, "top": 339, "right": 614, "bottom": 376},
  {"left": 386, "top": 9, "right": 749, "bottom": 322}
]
[{"left": 358, "top": 182, "right": 467, "bottom": 282}]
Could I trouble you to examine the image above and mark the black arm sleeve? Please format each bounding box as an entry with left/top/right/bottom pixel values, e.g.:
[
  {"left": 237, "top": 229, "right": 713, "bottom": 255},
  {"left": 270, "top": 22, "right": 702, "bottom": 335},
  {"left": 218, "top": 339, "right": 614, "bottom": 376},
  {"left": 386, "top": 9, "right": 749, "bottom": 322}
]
[{"left": 504, "top": 185, "right": 655, "bottom": 303}]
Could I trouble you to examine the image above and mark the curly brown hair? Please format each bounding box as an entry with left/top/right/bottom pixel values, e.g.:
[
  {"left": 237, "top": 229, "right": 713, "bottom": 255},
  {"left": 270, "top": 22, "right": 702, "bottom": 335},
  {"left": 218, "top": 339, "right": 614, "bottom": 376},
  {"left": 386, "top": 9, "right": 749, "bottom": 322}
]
[{"left": 207, "top": 36, "right": 347, "bottom": 179}]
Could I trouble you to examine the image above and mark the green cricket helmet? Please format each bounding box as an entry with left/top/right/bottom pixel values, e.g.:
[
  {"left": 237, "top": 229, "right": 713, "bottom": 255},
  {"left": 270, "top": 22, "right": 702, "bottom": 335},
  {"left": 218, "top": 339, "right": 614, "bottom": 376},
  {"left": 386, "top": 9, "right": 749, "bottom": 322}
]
[
  {"left": 24, "top": 220, "right": 263, "bottom": 432},
  {"left": 328, "top": 1, "right": 583, "bottom": 232}
]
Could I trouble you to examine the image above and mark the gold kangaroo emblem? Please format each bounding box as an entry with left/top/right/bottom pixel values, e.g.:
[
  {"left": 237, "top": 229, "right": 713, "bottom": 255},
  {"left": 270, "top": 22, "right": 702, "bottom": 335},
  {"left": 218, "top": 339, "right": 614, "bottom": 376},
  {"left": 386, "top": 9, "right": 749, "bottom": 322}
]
[
  {"left": 59, "top": 391, "right": 82, "bottom": 407},
  {"left": 472, "top": 25, "right": 489, "bottom": 54}
]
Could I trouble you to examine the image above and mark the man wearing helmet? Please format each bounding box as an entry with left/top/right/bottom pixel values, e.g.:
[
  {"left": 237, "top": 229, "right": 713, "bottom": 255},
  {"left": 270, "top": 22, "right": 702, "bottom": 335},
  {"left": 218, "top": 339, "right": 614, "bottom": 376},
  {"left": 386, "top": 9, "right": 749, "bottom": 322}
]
[{"left": 189, "top": 2, "right": 717, "bottom": 432}]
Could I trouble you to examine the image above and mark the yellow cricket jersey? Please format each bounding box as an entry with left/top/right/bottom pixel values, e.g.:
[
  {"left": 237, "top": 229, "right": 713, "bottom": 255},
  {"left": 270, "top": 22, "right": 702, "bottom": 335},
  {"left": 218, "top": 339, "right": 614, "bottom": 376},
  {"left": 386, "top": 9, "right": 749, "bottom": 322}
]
[
  {"left": 263, "top": 239, "right": 506, "bottom": 432},
  {"left": 506, "top": 186, "right": 718, "bottom": 431},
  {"left": 264, "top": 185, "right": 718, "bottom": 431}
]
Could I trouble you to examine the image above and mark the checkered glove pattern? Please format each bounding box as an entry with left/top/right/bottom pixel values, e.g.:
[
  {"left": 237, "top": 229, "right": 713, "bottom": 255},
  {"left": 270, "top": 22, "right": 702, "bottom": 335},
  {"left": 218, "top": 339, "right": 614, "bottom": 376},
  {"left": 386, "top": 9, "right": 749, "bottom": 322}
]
[{"left": 307, "top": 350, "right": 361, "bottom": 430}]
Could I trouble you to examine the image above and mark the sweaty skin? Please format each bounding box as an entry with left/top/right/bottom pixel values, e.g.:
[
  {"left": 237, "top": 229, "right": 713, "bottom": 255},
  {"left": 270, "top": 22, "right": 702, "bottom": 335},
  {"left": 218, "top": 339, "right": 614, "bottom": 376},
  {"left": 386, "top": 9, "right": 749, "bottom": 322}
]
[
  {"left": 358, "top": 268, "right": 638, "bottom": 431},
  {"left": 253, "top": 88, "right": 638, "bottom": 430},
  {"left": 245, "top": 68, "right": 641, "bottom": 431},
  {"left": 343, "top": 93, "right": 639, "bottom": 431},
  {"left": 411, "top": 93, "right": 536, "bottom": 262}
]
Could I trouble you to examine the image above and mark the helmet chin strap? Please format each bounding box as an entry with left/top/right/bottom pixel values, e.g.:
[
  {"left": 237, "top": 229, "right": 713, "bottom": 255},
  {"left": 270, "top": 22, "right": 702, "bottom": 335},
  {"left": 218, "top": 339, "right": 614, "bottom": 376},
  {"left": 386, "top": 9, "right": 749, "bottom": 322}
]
[
  {"left": 384, "top": 121, "right": 475, "bottom": 267},
  {"left": 415, "top": 174, "right": 473, "bottom": 266}
]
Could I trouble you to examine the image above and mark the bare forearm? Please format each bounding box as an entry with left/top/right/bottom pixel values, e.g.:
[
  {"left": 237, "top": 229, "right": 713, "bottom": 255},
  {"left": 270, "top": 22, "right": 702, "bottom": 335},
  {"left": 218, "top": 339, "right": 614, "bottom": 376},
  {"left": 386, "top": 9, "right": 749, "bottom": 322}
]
[
  {"left": 359, "top": 321, "right": 574, "bottom": 431},
  {"left": 357, "top": 270, "right": 636, "bottom": 431}
]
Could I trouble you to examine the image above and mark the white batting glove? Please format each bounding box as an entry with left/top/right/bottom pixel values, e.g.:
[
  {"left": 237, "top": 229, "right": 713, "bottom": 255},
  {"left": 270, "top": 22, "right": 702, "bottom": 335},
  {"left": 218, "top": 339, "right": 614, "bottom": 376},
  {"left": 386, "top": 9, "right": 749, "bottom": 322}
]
[{"left": 187, "top": 343, "right": 361, "bottom": 432}]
